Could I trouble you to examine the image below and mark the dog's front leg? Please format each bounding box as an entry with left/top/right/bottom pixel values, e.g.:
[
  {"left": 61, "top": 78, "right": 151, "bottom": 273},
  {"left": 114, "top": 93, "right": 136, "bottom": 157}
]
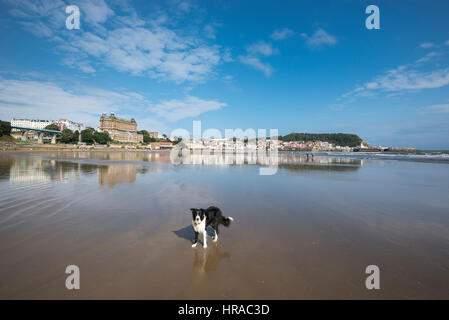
[
  {"left": 192, "top": 231, "right": 199, "bottom": 247},
  {"left": 202, "top": 231, "right": 207, "bottom": 248}
]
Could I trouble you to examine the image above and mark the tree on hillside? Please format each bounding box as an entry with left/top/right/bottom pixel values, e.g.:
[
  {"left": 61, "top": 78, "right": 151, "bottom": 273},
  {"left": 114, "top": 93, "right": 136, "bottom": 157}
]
[
  {"left": 45, "top": 123, "right": 60, "bottom": 131},
  {"left": 60, "top": 129, "right": 75, "bottom": 143},
  {"left": 73, "top": 130, "right": 79, "bottom": 142},
  {"left": 137, "top": 130, "right": 149, "bottom": 136},
  {"left": 0, "top": 120, "right": 11, "bottom": 136},
  {"left": 144, "top": 135, "right": 156, "bottom": 143},
  {"left": 279, "top": 133, "right": 362, "bottom": 147},
  {"left": 81, "top": 129, "right": 95, "bottom": 144},
  {"left": 93, "top": 131, "right": 112, "bottom": 144}
]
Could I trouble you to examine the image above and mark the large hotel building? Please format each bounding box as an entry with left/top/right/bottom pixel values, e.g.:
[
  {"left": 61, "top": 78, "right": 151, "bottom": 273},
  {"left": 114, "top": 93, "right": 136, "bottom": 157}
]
[{"left": 98, "top": 113, "right": 143, "bottom": 143}]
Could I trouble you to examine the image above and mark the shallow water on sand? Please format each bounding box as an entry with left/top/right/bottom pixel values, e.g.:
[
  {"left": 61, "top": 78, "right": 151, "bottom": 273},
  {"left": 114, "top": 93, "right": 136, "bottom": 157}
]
[{"left": 0, "top": 151, "right": 449, "bottom": 299}]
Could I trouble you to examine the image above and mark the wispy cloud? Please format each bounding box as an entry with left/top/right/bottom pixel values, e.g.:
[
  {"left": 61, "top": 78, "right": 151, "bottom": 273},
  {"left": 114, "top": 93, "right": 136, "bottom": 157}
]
[
  {"left": 270, "top": 28, "right": 295, "bottom": 41},
  {"left": 301, "top": 28, "right": 337, "bottom": 48},
  {"left": 203, "top": 24, "right": 217, "bottom": 39},
  {"left": 370, "top": 67, "right": 449, "bottom": 91},
  {"left": 0, "top": 79, "right": 133, "bottom": 126},
  {"left": 0, "top": 79, "right": 226, "bottom": 126},
  {"left": 421, "top": 104, "right": 449, "bottom": 113},
  {"left": 246, "top": 41, "right": 278, "bottom": 56},
  {"left": 6, "top": 0, "right": 226, "bottom": 83},
  {"left": 239, "top": 41, "right": 277, "bottom": 76},
  {"left": 79, "top": 0, "right": 114, "bottom": 26},
  {"left": 172, "top": 0, "right": 197, "bottom": 14},
  {"left": 420, "top": 42, "right": 435, "bottom": 49},
  {"left": 238, "top": 55, "right": 273, "bottom": 76},
  {"left": 149, "top": 95, "right": 227, "bottom": 121},
  {"left": 341, "top": 50, "right": 449, "bottom": 101},
  {"left": 415, "top": 51, "right": 439, "bottom": 64}
]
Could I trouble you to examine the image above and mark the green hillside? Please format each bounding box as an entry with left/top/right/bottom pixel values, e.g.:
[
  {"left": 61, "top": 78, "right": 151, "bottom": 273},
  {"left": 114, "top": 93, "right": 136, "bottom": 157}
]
[{"left": 279, "top": 133, "right": 363, "bottom": 147}]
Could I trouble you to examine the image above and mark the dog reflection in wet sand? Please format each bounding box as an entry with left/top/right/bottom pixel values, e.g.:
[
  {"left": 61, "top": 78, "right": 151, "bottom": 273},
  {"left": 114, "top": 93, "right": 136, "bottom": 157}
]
[
  {"left": 190, "top": 206, "right": 234, "bottom": 248},
  {"left": 193, "top": 242, "right": 231, "bottom": 273}
]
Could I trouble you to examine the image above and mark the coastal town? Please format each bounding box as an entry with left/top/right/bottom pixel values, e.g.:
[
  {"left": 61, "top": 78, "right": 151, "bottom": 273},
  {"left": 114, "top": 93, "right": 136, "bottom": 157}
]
[{"left": 1, "top": 113, "right": 404, "bottom": 152}]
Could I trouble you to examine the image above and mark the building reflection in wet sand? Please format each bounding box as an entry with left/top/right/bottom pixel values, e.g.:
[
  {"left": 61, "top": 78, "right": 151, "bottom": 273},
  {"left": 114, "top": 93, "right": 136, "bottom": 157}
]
[
  {"left": 98, "top": 164, "right": 137, "bottom": 187},
  {"left": 7, "top": 156, "right": 99, "bottom": 183}
]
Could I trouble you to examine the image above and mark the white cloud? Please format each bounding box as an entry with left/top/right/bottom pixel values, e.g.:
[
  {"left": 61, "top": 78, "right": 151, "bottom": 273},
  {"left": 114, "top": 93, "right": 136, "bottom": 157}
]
[
  {"left": 301, "top": 28, "right": 337, "bottom": 48},
  {"left": 420, "top": 42, "right": 435, "bottom": 49},
  {"left": 222, "top": 48, "right": 233, "bottom": 62},
  {"left": 80, "top": 26, "right": 222, "bottom": 81},
  {"left": 0, "top": 79, "right": 142, "bottom": 127},
  {"left": 341, "top": 51, "right": 449, "bottom": 101},
  {"left": 0, "top": 79, "right": 226, "bottom": 126},
  {"left": 203, "top": 24, "right": 216, "bottom": 39},
  {"left": 79, "top": 0, "right": 114, "bottom": 25},
  {"left": 246, "top": 41, "right": 278, "bottom": 56},
  {"left": 270, "top": 28, "right": 295, "bottom": 41},
  {"left": 174, "top": 0, "right": 196, "bottom": 14},
  {"left": 8, "top": 0, "right": 66, "bottom": 38},
  {"left": 372, "top": 67, "right": 449, "bottom": 91},
  {"left": 6, "top": 0, "right": 225, "bottom": 83},
  {"left": 239, "top": 41, "right": 277, "bottom": 76},
  {"left": 415, "top": 51, "right": 439, "bottom": 64},
  {"left": 149, "top": 95, "right": 226, "bottom": 121},
  {"left": 445, "top": 40, "right": 449, "bottom": 46},
  {"left": 421, "top": 104, "right": 449, "bottom": 113},
  {"left": 238, "top": 55, "right": 272, "bottom": 76}
]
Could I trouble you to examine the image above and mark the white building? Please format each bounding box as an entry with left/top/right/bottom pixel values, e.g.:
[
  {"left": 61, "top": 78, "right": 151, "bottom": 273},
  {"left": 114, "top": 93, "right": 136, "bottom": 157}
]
[
  {"left": 11, "top": 118, "right": 84, "bottom": 132},
  {"left": 11, "top": 118, "right": 55, "bottom": 131},
  {"left": 56, "top": 119, "right": 84, "bottom": 132}
]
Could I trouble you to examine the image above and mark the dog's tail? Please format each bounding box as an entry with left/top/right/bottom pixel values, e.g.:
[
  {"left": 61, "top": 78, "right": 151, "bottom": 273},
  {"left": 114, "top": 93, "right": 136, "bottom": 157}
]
[{"left": 220, "top": 216, "right": 234, "bottom": 227}]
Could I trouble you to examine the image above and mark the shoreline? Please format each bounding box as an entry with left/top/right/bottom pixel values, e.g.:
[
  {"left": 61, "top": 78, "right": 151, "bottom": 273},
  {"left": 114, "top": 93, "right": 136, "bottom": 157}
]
[
  {"left": 2, "top": 145, "right": 449, "bottom": 165},
  {"left": 0, "top": 141, "right": 426, "bottom": 153}
]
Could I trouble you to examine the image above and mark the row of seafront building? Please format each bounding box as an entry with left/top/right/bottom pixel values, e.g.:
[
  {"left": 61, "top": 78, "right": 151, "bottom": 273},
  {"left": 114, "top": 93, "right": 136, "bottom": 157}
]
[
  {"left": 277, "top": 140, "right": 355, "bottom": 152},
  {"left": 10, "top": 113, "right": 160, "bottom": 144},
  {"left": 180, "top": 138, "right": 357, "bottom": 152},
  {"left": 11, "top": 118, "right": 84, "bottom": 132},
  {"left": 10, "top": 118, "right": 85, "bottom": 142},
  {"left": 10, "top": 115, "right": 362, "bottom": 151}
]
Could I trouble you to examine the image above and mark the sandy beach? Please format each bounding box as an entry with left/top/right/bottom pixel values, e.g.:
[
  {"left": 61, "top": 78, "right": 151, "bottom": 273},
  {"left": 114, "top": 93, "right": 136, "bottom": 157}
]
[{"left": 1, "top": 151, "right": 449, "bottom": 299}]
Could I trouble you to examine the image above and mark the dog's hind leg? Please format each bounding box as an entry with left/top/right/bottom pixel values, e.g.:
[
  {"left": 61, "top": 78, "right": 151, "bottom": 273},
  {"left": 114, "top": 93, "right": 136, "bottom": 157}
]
[
  {"left": 213, "top": 224, "right": 219, "bottom": 242},
  {"left": 192, "top": 231, "right": 199, "bottom": 247}
]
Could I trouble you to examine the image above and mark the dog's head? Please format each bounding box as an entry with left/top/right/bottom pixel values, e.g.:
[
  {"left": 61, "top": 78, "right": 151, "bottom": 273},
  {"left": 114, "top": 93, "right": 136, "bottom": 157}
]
[{"left": 190, "top": 208, "right": 206, "bottom": 226}]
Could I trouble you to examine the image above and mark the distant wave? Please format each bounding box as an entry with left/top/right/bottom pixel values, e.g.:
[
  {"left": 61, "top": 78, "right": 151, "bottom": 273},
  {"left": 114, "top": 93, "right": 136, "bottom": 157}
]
[{"left": 318, "top": 151, "right": 449, "bottom": 163}]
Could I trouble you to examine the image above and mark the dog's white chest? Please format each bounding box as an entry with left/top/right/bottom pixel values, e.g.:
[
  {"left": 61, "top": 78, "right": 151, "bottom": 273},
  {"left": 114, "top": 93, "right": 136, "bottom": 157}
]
[{"left": 193, "top": 218, "right": 206, "bottom": 233}]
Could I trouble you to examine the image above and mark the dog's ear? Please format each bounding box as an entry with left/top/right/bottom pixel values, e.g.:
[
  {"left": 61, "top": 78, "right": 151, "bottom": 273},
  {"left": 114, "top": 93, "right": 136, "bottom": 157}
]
[{"left": 190, "top": 208, "right": 196, "bottom": 212}]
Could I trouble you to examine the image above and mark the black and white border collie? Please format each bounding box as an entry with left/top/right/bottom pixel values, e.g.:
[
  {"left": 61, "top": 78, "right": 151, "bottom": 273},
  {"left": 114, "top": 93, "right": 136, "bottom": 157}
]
[{"left": 190, "top": 206, "right": 234, "bottom": 248}]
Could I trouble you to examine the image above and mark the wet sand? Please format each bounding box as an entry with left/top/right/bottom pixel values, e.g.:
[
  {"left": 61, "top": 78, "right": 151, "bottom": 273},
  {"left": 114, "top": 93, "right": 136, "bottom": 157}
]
[{"left": 0, "top": 151, "right": 449, "bottom": 299}]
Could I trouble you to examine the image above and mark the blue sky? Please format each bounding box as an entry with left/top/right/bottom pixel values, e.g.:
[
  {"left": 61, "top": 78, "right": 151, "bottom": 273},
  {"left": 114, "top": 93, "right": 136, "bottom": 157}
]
[{"left": 1, "top": 0, "right": 449, "bottom": 149}]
